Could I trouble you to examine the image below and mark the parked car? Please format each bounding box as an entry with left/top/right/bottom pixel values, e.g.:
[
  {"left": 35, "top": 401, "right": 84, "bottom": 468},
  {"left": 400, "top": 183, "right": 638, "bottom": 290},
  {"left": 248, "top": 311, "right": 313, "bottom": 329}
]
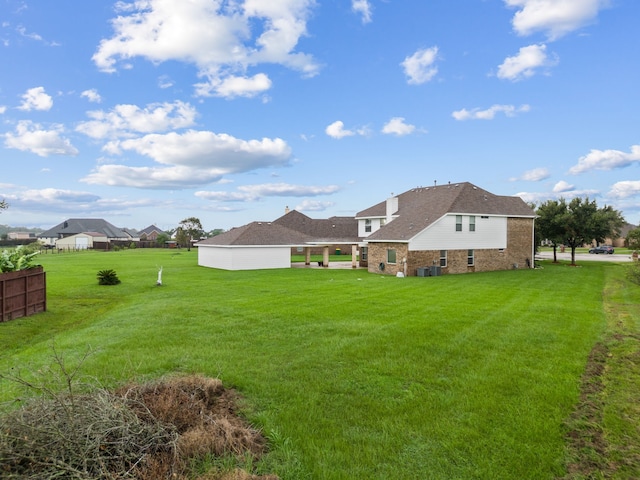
[{"left": 589, "top": 245, "right": 614, "bottom": 254}]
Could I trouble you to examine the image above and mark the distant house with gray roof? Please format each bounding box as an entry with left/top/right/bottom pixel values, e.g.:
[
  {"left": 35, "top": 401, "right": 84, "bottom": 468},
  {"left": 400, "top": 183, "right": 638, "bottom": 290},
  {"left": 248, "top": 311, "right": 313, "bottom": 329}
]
[
  {"left": 139, "top": 225, "right": 167, "bottom": 241},
  {"left": 38, "top": 218, "right": 132, "bottom": 247}
]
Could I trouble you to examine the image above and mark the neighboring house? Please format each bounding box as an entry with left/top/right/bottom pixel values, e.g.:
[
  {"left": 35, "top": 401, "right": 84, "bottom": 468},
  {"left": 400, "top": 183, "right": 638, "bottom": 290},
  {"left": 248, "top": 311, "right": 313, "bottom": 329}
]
[
  {"left": 197, "top": 222, "right": 312, "bottom": 270},
  {"left": 55, "top": 232, "right": 108, "bottom": 250},
  {"left": 139, "top": 225, "right": 166, "bottom": 241},
  {"left": 601, "top": 222, "right": 636, "bottom": 248},
  {"left": 39, "top": 218, "right": 131, "bottom": 246},
  {"left": 197, "top": 182, "right": 536, "bottom": 275},
  {"left": 356, "top": 182, "right": 536, "bottom": 275},
  {"left": 7, "top": 232, "right": 36, "bottom": 240}
]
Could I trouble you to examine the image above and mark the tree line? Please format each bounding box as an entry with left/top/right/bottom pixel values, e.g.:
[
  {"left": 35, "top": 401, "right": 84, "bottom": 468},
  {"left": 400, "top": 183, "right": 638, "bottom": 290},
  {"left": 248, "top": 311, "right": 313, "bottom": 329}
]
[{"left": 535, "top": 197, "right": 626, "bottom": 265}]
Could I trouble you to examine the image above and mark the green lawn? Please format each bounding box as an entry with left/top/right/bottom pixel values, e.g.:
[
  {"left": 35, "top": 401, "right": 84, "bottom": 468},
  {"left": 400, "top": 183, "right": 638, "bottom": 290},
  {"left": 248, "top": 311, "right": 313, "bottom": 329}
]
[{"left": 0, "top": 249, "right": 637, "bottom": 479}]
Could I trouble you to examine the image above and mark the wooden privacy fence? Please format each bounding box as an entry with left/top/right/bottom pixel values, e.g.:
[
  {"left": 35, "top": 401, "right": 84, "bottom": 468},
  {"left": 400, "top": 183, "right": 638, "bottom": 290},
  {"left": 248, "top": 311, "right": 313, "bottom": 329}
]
[{"left": 0, "top": 267, "right": 46, "bottom": 322}]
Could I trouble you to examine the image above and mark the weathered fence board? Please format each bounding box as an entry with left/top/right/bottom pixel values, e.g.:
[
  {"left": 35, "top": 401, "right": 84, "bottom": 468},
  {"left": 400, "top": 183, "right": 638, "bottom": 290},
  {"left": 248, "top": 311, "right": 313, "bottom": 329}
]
[{"left": 0, "top": 267, "right": 46, "bottom": 322}]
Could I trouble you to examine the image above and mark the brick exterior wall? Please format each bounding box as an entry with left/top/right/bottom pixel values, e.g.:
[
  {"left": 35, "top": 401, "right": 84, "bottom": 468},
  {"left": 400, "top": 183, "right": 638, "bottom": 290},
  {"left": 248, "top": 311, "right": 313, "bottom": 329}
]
[{"left": 367, "top": 217, "right": 534, "bottom": 275}]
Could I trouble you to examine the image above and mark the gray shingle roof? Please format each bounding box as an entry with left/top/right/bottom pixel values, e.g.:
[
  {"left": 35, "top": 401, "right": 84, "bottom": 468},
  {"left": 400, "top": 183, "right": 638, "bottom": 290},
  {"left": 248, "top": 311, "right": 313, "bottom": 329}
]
[
  {"left": 272, "top": 210, "right": 359, "bottom": 242},
  {"left": 139, "top": 225, "right": 165, "bottom": 236},
  {"left": 39, "top": 218, "right": 129, "bottom": 239},
  {"left": 197, "top": 222, "right": 312, "bottom": 246},
  {"left": 360, "top": 182, "right": 535, "bottom": 241}
]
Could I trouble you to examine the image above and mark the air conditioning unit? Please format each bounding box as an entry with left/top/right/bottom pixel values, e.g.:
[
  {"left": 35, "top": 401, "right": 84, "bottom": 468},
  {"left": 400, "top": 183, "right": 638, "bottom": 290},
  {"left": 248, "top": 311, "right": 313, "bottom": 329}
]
[
  {"left": 416, "top": 267, "right": 429, "bottom": 277},
  {"left": 429, "top": 266, "right": 441, "bottom": 277}
]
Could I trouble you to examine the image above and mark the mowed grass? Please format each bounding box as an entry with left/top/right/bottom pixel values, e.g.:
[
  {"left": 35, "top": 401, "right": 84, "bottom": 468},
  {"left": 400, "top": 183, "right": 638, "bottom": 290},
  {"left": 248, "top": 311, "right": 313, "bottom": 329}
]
[{"left": 0, "top": 249, "right": 619, "bottom": 479}]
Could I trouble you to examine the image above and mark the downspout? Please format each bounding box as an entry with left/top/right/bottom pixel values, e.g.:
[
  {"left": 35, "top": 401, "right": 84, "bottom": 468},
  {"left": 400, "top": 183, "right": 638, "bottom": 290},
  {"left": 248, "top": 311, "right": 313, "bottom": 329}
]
[{"left": 531, "top": 217, "right": 536, "bottom": 268}]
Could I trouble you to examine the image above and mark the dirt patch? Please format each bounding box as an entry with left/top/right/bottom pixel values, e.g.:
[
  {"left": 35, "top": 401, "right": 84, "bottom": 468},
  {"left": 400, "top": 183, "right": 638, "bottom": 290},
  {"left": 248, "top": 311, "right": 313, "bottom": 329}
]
[{"left": 561, "top": 342, "right": 611, "bottom": 478}]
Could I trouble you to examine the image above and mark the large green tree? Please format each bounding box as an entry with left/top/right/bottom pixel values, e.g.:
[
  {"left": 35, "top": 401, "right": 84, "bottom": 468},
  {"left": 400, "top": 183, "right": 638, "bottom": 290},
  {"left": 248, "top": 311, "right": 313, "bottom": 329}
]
[
  {"left": 562, "top": 197, "right": 624, "bottom": 265},
  {"left": 177, "top": 217, "right": 203, "bottom": 251},
  {"left": 535, "top": 199, "right": 568, "bottom": 263}
]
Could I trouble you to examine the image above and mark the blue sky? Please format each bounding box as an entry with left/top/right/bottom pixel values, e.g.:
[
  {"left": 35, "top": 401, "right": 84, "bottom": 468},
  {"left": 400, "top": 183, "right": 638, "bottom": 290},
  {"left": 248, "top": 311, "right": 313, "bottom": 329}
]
[{"left": 1, "top": 0, "right": 639, "bottom": 232}]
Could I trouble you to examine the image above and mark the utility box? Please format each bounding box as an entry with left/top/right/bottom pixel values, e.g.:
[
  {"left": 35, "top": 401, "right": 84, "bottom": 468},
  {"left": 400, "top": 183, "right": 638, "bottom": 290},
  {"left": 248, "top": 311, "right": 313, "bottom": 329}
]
[
  {"left": 429, "top": 266, "right": 442, "bottom": 277},
  {"left": 416, "top": 267, "right": 429, "bottom": 277}
]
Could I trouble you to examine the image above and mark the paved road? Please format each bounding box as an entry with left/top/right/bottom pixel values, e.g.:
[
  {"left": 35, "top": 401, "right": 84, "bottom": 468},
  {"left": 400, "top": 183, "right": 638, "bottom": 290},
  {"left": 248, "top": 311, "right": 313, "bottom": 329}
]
[{"left": 536, "top": 251, "right": 634, "bottom": 263}]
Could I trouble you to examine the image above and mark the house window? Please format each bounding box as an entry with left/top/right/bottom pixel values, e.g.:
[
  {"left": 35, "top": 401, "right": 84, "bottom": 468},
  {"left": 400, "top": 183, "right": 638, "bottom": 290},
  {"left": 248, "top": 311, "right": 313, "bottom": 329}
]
[
  {"left": 380, "top": 218, "right": 386, "bottom": 226},
  {"left": 467, "top": 249, "right": 474, "bottom": 266},
  {"left": 440, "top": 250, "right": 447, "bottom": 267},
  {"left": 365, "top": 219, "right": 372, "bottom": 233},
  {"left": 387, "top": 249, "right": 397, "bottom": 264},
  {"left": 469, "top": 216, "right": 476, "bottom": 232},
  {"left": 455, "top": 215, "right": 462, "bottom": 232},
  {"left": 361, "top": 246, "right": 368, "bottom": 261}
]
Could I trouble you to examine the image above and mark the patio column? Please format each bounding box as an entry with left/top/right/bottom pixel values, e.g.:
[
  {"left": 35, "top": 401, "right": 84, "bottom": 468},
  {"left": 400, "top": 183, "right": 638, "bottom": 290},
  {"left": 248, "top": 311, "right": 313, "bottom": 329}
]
[
  {"left": 351, "top": 244, "right": 358, "bottom": 268},
  {"left": 305, "top": 247, "right": 311, "bottom": 265},
  {"left": 323, "top": 246, "right": 329, "bottom": 267}
]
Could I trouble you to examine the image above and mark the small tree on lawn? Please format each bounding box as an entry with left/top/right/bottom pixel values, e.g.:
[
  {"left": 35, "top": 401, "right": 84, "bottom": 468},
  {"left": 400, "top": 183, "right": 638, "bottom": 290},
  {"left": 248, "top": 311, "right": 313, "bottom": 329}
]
[
  {"left": 562, "top": 197, "right": 624, "bottom": 266},
  {"left": 536, "top": 199, "right": 568, "bottom": 263},
  {"left": 177, "top": 217, "right": 203, "bottom": 251}
]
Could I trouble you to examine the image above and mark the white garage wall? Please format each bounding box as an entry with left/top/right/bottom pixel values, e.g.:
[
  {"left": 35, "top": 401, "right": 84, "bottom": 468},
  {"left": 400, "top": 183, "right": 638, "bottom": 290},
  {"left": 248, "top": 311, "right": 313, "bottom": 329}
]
[{"left": 198, "top": 245, "right": 291, "bottom": 271}]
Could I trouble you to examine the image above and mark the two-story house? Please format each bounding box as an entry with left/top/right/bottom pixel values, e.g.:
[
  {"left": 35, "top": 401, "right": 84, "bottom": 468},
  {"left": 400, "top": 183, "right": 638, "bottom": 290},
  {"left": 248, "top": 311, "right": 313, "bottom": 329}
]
[{"left": 355, "top": 182, "right": 536, "bottom": 275}]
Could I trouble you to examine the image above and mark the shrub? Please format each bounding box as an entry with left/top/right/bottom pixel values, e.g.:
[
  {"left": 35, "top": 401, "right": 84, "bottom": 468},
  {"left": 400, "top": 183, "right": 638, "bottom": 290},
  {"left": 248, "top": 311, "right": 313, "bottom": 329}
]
[
  {"left": 97, "top": 269, "right": 121, "bottom": 285},
  {"left": 626, "top": 262, "right": 640, "bottom": 285},
  {"left": 0, "top": 246, "right": 40, "bottom": 273}
]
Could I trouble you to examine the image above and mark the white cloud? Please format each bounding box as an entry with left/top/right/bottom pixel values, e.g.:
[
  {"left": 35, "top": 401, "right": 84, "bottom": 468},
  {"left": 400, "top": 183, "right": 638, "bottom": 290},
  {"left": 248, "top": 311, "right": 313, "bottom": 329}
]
[
  {"left": 609, "top": 181, "right": 640, "bottom": 199},
  {"left": 195, "top": 182, "right": 340, "bottom": 202},
  {"left": 17, "top": 86, "right": 53, "bottom": 111},
  {"left": 511, "top": 167, "right": 550, "bottom": 182},
  {"left": 4, "top": 121, "right": 78, "bottom": 157},
  {"left": 569, "top": 145, "right": 640, "bottom": 174},
  {"left": 452, "top": 104, "right": 530, "bottom": 120},
  {"left": 381, "top": 117, "right": 416, "bottom": 136},
  {"left": 81, "top": 89, "right": 102, "bottom": 103},
  {"left": 19, "top": 188, "right": 100, "bottom": 205},
  {"left": 401, "top": 46, "right": 439, "bottom": 85},
  {"left": 326, "top": 120, "right": 354, "bottom": 139},
  {"left": 0, "top": 106, "right": 6, "bottom": 114},
  {"left": 93, "top": 0, "right": 319, "bottom": 98},
  {"left": 553, "top": 180, "right": 574, "bottom": 193},
  {"left": 82, "top": 130, "right": 292, "bottom": 189},
  {"left": 158, "top": 75, "right": 174, "bottom": 89},
  {"left": 505, "top": 0, "right": 609, "bottom": 41},
  {"left": 82, "top": 164, "right": 225, "bottom": 189},
  {"left": 352, "top": 0, "right": 372, "bottom": 24},
  {"left": 497, "top": 44, "right": 557, "bottom": 81},
  {"left": 296, "top": 199, "right": 335, "bottom": 212},
  {"left": 111, "top": 131, "right": 291, "bottom": 169},
  {"left": 76, "top": 101, "right": 198, "bottom": 140},
  {"left": 195, "top": 73, "right": 272, "bottom": 98},
  {"left": 516, "top": 184, "right": 599, "bottom": 204},
  {"left": 0, "top": 186, "right": 156, "bottom": 215},
  {"left": 16, "top": 25, "right": 42, "bottom": 42}
]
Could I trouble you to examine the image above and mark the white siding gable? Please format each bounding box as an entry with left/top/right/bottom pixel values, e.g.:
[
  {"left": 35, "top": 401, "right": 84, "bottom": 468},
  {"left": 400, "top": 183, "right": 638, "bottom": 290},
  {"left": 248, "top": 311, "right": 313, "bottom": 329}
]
[
  {"left": 357, "top": 217, "right": 387, "bottom": 237},
  {"left": 409, "top": 214, "right": 507, "bottom": 251}
]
